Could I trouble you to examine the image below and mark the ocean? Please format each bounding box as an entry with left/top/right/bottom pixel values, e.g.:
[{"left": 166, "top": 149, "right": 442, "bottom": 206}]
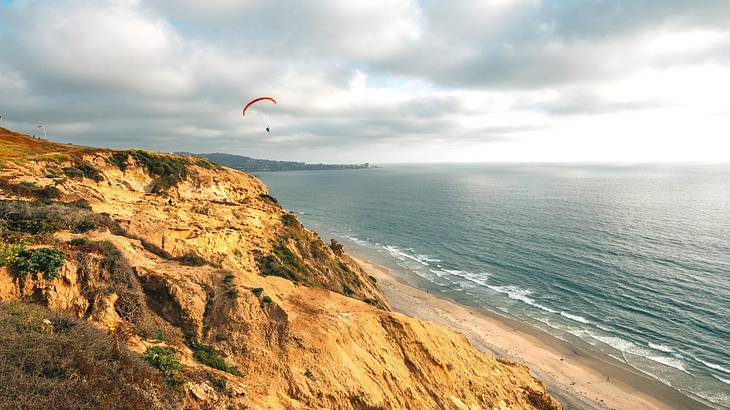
[{"left": 256, "top": 163, "right": 730, "bottom": 409}]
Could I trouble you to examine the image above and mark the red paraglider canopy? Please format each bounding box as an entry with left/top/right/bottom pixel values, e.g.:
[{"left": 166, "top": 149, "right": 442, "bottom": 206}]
[{"left": 242, "top": 97, "right": 277, "bottom": 116}]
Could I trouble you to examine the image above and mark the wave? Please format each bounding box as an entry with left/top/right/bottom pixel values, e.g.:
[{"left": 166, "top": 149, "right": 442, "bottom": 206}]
[
  {"left": 646, "top": 355, "right": 688, "bottom": 373},
  {"left": 648, "top": 342, "right": 674, "bottom": 353},
  {"left": 383, "top": 245, "right": 433, "bottom": 266},
  {"left": 344, "top": 234, "right": 371, "bottom": 247},
  {"left": 485, "top": 284, "right": 559, "bottom": 314},
  {"left": 579, "top": 332, "right": 692, "bottom": 374},
  {"left": 697, "top": 358, "right": 730, "bottom": 375},
  {"left": 714, "top": 375, "right": 730, "bottom": 386},
  {"left": 560, "top": 312, "right": 590, "bottom": 324}
]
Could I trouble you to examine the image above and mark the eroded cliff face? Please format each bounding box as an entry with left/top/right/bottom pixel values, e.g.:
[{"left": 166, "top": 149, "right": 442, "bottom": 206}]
[{"left": 0, "top": 128, "right": 561, "bottom": 410}]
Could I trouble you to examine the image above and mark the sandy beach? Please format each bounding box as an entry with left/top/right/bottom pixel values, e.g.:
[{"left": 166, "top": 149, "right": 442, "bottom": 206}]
[{"left": 353, "top": 256, "right": 710, "bottom": 410}]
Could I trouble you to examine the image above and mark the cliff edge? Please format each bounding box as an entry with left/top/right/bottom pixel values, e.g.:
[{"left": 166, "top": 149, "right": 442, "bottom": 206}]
[{"left": 0, "top": 128, "right": 561, "bottom": 410}]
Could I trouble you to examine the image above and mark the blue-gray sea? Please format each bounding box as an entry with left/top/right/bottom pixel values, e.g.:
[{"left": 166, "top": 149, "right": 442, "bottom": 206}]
[{"left": 256, "top": 163, "right": 730, "bottom": 408}]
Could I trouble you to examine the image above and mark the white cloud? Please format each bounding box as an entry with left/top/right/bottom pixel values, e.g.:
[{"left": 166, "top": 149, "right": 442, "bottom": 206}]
[{"left": 0, "top": 0, "right": 728, "bottom": 162}]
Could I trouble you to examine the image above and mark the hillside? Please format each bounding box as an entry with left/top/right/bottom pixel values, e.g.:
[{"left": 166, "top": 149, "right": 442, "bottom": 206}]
[
  {"left": 0, "top": 127, "right": 560, "bottom": 409},
  {"left": 180, "top": 152, "right": 371, "bottom": 172}
]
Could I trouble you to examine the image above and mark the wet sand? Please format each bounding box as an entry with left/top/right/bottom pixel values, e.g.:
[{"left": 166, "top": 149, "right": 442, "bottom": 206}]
[{"left": 353, "top": 256, "right": 710, "bottom": 410}]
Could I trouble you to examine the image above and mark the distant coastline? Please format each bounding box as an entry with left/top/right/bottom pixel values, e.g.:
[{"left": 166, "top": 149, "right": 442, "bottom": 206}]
[{"left": 177, "top": 152, "right": 373, "bottom": 172}]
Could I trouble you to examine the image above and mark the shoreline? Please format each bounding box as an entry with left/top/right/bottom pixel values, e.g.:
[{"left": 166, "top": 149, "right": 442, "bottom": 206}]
[{"left": 352, "top": 255, "right": 711, "bottom": 410}]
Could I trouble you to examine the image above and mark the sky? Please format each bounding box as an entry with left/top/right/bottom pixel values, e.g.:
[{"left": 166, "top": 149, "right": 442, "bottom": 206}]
[{"left": 1, "top": 0, "right": 729, "bottom": 163}]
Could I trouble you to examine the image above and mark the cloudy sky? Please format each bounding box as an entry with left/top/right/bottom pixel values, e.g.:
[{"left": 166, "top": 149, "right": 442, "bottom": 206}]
[{"left": 1, "top": 0, "right": 729, "bottom": 163}]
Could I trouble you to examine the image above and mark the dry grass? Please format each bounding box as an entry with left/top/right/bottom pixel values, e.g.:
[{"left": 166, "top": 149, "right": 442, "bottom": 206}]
[
  {"left": 0, "top": 128, "right": 79, "bottom": 158},
  {"left": 0, "top": 301, "right": 180, "bottom": 409}
]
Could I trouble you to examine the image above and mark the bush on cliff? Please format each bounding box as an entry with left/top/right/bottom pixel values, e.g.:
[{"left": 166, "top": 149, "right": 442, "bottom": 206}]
[
  {"left": 13, "top": 247, "right": 66, "bottom": 280},
  {"left": 0, "top": 302, "right": 178, "bottom": 409},
  {"left": 143, "top": 346, "right": 187, "bottom": 388},
  {"left": 0, "top": 179, "right": 61, "bottom": 200},
  {"left": 63, "top": 161, "right": 103, "bottom": 182},
  {"left": 73, "top": 240, "right": 161, "bottom": 337},
  {"left": 130, "top": 150, "right": 188, "bottom": 193},
  {"left": 191, "top": 341, "right": 242, "bottom": 376},
  {"left": 0, "top": 200, "right": 124, "bottom": 236}
]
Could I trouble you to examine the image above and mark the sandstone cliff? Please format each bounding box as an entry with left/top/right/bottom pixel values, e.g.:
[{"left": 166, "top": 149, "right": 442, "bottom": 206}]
[{"left": 0, "top": 128, "right": 561, "bottom": 410}]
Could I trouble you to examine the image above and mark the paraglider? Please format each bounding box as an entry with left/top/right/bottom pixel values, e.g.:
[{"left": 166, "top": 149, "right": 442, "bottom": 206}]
[
  {"left": 242, "top": 96, "right": 277, "bottom": 133},
  {"left": 242, "top": 97, "right": 276, "bottom": 116}
]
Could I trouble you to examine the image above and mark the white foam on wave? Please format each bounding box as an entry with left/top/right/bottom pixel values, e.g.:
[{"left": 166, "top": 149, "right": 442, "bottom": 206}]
[
  {"left": 485, "top": 284, "right": 558, "bottom": 313},
  {"left": 560, "top": 312, "right": 590, "bottom": 324},
  {"left": 697, "top": 358, "right": 730, "bottom": 375},
  {"left": 583, "top": 332, "right": 692, "bottom": 374},
  {"left": 383, "top": 245, "right": 431, "bottom": 266},
  {"left": 647, "top": 355, "right": 688, "bottom": 373},
  {"left": 648, "top": 342, "right": 674, "bottom": 353},
  {"left": 344, "top": 235, "right": 370, "bottom": 247},
  {"left": 589, "top": 332, "right": 638, "bottom": 353},
  {"left": 713, "top": 375, "right": 730, "bottom": 386}
]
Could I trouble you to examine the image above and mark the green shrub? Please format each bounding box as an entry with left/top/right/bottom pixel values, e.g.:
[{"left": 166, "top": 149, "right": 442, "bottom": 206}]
[
  {"left": 154, "top": 328, "right": 166, "bottom": 342},
  {"left": 62, "top": 167, "right": 85, "bottom": 179},
  {"left": 13, "top": 247, "right": 66, "bottom": 280},
  {"left": 68, "top": 238, "right": 89, "bottom": 246},
  {"left": 259, "top": 194, "right": 279, "bottom": 205},
  {"left": 45, "top": 168, "right": 62, "bottom": 178},
  {"left": 524, "top": 386, "right": 559, "bottom": 410},
  {"left": 5, "top": 218, "right": 58, "bottom": 235},
  {"left": 128, "top": 150, "right": 188, "bottom": 193},
  {"left": 68, "top": 199, "right": 91, "bottom": 209},
  {"left": 0, "top": 179, "right": 62, "bottom": 200},
  {"left": 251, "top": 287, "right": 263, "bottom": 296},
  {"left": 282, "top": 213, "right": 300, "bottom": 227},
  {"left": 143, "top": 346, "right": 187, "bottom": 388},
  {"left": 304, "top": 369, "right": 313, "bottom": 378},
  {"left": 0, "top": 241, "right": 23, "bottom": 267},
  {"left": 175, "top": 252, "right": 207, "bottom": 266},
  {"left": 213, "top": 378, "right": 227, "bottom": 391},
  {"left": 72, "top": 220, "right": 97, "bottom": 233},
  {"left": 107, "top": 152, "right": 130, "bottom": 171},
  {"left": 191, "top": 342, "right": 241, "bottom": 376},
  {"left": 195, "top": 158, "right": 217, "bottom": 170},
  {"left": 227, "top": 289, "right": 239, "bottom": 300},
  {"left": 222, "top": 273, "right": 235, "bottom": 285},
  {"left": 75, "top": 162, "right": 104, "bottom": 182},
  {"left": 262, "top": 295, "right": 273, "bottom": 304}
]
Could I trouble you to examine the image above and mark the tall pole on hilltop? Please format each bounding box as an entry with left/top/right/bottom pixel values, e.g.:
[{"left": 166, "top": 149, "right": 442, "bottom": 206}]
[
  {"left": 37, "top": 124, "right": 47, "bottom": 139},
  {"left": 0, "top": 114, "right": 3, "bottom": 128}
]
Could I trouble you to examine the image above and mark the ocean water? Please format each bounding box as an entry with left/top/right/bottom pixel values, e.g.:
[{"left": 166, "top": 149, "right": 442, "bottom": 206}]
[{"left": 256, "top": 163, "right": 730, "bottom": 408}]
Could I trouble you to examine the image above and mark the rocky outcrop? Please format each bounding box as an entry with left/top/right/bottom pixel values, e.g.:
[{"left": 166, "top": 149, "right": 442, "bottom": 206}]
[{"left": 0, "top": 128, "right": 561, "bottom": 409}]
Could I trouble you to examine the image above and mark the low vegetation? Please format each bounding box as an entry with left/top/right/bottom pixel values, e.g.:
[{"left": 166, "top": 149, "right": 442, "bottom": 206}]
[
  {"left": 12, "top": 247, "right": 66, "bottom": 280},
  {"left": 143, "top": 346, "right": 187, "bottom": 388},
  {"left": 524, "top": 386, "right": 559, "bottom": 410},
  {"left": 0, "top": 179, "right": 61, "bottom": 200},
  {"left": 72, "top": 240, "right": 160, "bottom": 337},
  {"left": 63, "top": 161, "right": 103, "bottom": 182},
  {"left": 259, "top": 193, "right": 279, "bottom": 205},
  {"left": 175, "top": 252, "right": 207, "bottom": 266},
  {"left": 191, "top": 341, "right": 241, "bottom": 376},
  {"left": 0, "top": 200, "right": 124, "bottom": 237},
  {"left": 108, "top": 150, "right": 189, "bottom": 193},
  {"left": 0, "top": 302, "right": 178, "bottom": 409},
  {"left": 258, "top": 239, "right": 313, "bottom": 284}
]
